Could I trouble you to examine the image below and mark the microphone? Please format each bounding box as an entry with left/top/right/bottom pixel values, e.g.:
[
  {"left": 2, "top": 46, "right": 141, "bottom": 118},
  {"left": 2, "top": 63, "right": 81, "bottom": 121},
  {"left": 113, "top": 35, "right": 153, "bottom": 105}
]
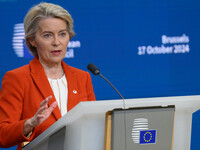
[
  {"left": 87, "top": 63, "right": 125, "bottom": 104},
  {"left": 87, "top": 63, "right": 100, "bottom": 75}
]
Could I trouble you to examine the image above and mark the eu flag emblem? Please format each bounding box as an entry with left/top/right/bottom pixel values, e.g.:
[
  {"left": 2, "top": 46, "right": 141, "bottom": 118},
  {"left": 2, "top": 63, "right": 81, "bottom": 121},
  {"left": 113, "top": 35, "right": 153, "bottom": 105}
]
[{"left": 140, "top": 130, "right": 156, "bottom": 144}]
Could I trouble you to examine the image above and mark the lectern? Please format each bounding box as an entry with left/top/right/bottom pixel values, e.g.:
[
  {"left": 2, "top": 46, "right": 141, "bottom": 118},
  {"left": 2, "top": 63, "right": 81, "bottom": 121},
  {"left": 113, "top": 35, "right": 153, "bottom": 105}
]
[{"left": 22, "top": 95, "right": 200, "bottom": 150}]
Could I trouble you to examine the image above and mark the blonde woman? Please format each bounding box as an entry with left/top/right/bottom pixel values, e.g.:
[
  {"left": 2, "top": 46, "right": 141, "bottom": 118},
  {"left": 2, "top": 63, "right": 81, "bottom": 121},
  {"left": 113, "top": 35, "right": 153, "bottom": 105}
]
[{"left": 0, "top": 2, "right": 95, "bottom": 149}]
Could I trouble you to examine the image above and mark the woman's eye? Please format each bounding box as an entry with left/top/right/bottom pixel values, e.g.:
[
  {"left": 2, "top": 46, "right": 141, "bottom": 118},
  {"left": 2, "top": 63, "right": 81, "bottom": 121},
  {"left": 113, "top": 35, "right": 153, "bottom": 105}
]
[
  {"left": 44, "top": 34, "right": 51, "bottom": 39},
  {"left": 60, "top": 32, "right": 66, "bottom": 37}
]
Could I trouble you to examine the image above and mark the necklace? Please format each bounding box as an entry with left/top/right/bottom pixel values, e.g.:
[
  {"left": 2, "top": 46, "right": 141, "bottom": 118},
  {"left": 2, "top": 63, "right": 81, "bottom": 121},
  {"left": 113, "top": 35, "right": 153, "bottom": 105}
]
[
  {"left": 47, "top": 71, "right": 65, "bottom": 80},
  {"left": 39, "top": 59, "right": 64, "bottom": 79}
]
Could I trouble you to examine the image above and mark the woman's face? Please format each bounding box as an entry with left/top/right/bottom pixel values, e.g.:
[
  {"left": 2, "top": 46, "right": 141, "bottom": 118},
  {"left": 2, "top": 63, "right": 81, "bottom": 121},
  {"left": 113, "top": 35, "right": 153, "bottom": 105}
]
[{"left": 29, "top": 17, "right": 70, "bottom": 65}]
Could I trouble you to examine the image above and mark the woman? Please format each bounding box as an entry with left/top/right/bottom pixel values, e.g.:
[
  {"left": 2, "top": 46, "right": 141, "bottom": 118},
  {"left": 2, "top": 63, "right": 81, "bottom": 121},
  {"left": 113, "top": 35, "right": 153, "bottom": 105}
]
[{"left": 0, "top": 2, "right": 95, "bottom": 149}]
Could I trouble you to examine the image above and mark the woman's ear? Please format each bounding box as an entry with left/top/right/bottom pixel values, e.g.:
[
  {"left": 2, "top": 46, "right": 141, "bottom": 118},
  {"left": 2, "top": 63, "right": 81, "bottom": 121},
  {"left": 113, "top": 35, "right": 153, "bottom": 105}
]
[{"left": 29, "top": 38, "right": 37, "bottom": 47}]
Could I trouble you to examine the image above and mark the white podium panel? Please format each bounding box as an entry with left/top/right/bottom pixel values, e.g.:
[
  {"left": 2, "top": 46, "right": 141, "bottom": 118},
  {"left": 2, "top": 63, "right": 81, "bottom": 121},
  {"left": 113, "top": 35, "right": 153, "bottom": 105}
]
[{"left": 23, "top": 95, "right": 200, "bottom": 150}]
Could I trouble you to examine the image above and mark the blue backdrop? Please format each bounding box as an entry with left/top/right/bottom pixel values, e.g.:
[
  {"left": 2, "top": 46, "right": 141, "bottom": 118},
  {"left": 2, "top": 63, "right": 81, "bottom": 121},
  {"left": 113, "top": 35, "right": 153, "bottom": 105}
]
[{"left": 0, "top": 0, "right": 200, "bottom": 149}]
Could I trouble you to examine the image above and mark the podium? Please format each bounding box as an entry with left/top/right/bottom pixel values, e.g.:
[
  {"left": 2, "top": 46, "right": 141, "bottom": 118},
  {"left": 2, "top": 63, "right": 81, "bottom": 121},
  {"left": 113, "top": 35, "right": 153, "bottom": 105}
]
[{"left": 22, "top": 95, "right": 200, "bottom": 150}]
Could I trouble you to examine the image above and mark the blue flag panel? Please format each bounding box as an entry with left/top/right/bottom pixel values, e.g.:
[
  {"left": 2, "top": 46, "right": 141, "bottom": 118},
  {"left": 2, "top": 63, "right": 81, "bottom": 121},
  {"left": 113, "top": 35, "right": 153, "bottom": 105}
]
[{"left": 140, "top": 130, "right": 157, "bottom": 144}]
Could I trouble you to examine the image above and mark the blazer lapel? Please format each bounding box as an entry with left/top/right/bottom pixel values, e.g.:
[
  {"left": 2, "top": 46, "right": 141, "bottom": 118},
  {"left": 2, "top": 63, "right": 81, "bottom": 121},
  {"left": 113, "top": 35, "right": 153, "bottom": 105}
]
[
  {"left": 61, "top": 61, "right": 79, "bottom": 111},
  {"left": 29, "top": 57, "right": 62, "bottom": 120}
]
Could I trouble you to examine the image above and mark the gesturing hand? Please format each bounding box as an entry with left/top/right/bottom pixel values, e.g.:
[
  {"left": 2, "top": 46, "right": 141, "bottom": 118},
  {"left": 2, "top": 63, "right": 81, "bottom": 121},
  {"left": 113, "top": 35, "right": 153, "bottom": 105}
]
[{"left": 23, "top": 95, "right": 57, "bottom": 136}]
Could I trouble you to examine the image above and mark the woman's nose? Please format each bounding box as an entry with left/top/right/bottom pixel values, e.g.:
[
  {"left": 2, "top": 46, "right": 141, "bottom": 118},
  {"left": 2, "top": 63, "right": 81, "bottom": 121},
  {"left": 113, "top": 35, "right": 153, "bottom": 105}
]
[{"left": 52, "top": 36, "right": 60, "bottom": 46}]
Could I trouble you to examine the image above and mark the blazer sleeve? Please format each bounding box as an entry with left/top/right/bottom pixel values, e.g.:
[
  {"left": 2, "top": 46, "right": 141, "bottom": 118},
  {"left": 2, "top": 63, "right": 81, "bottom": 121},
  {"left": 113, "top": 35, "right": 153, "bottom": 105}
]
[
  {"left": 86, "top": 72, "right": 96, "bottom": 101},
  {"left": 0, "top": 71, "right": 35, "bottom": 148}
]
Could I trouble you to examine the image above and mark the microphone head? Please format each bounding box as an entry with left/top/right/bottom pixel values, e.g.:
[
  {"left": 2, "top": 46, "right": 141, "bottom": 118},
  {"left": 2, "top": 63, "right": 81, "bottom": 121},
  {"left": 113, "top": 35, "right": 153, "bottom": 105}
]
[{"left": 87, "top": 63, "right": 100, "bottom": 75}]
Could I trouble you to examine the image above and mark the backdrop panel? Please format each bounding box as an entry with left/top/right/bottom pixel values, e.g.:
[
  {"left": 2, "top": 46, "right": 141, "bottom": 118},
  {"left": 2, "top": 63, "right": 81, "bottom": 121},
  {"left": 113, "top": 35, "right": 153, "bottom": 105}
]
[{"left": 0, "top": 0, "right": 199, "bottom": 149}]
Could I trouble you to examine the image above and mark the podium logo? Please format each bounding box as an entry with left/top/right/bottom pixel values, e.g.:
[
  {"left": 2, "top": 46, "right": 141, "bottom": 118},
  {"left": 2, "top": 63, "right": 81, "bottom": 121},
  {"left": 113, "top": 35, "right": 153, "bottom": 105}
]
[
  {"left": 132, "top": 118, "right": 157, "bottom": 144},
  {"left": 132, "top": 118, "right": 149, "bottom": 143},
  {"left": 12, "top": 23, "right": 80, "bottom": 58}
]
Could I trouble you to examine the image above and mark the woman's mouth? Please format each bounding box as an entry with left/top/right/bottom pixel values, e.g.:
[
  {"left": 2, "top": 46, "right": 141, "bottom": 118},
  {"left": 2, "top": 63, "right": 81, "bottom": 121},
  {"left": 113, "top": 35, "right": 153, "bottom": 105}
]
[{"left": 50, "top": 50, "right": 62, "bottom": 56}]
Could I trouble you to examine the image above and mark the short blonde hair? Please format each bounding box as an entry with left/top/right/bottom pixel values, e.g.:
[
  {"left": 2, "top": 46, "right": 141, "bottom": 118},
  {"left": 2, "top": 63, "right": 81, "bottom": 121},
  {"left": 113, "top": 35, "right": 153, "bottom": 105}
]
[{"left": 24, "top": 2, "right": 75, "bottom": 56}]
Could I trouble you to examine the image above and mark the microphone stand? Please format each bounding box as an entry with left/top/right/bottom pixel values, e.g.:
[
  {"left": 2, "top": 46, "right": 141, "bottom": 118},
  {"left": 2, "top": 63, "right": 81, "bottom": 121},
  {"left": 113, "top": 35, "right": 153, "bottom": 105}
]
[
  {"left": 98, "top": 73, "right": 125, "bottom": 109},
  {"left": 98, "top": 73, "right": 127, "bottom": 150},
  {"left": 87, "top": 63, "right": 127, "bottom": 150}
]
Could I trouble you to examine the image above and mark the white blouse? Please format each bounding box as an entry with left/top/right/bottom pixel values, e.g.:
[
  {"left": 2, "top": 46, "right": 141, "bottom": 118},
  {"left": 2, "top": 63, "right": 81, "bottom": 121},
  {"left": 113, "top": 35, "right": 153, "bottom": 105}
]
[{"left": 48, "top": 75, "right": 68, "bottom": 116}]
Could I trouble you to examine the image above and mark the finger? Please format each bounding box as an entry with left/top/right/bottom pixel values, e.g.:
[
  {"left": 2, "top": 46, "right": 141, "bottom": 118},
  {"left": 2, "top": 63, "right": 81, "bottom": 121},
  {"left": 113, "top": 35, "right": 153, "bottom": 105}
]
[
  {"left": 40, "top": 95, "right": 52, "bottom": 106},
  {"left": 36, "top": 114, "right": 45, "bottom": 119},
  {"left": 36, "top": 105, "right": 47, "bottom": 115},
  {"left": 40, "top": 95, "right": 52, "bottom": 107},
  {"left": 48, "top": 101, "right": 58, "bottom": 113}
]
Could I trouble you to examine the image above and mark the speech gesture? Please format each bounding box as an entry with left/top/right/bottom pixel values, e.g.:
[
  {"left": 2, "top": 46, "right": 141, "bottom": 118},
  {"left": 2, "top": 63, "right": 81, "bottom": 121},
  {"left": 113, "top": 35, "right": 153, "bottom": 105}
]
[{"left": 23, "top": 96, "right": 57, "bottom": 136}]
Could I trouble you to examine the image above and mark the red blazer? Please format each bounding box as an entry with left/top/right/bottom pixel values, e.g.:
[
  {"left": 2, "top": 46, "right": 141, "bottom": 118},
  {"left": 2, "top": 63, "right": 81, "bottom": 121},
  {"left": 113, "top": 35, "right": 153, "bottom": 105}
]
[{"left": 0, "top": 57, "right": 96, "bottom": 149}]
